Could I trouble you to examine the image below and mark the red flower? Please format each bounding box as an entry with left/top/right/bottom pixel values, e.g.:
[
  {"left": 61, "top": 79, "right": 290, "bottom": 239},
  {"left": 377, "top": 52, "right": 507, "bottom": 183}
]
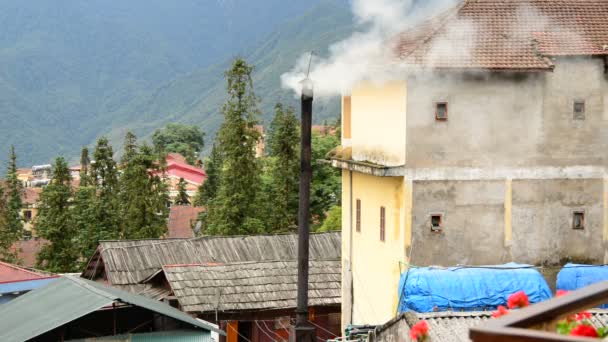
[
  {"left": 575, "top": 312, "right": 592, "bottom": 321},
  {"left": 570, "top": 324, "right": 598, "bottom": 337},
  {"left": 556, "top": 290, "right": 570, "bottom": 297},
  {"left": 507, "top": 291, "right": 529, "bottom": 309},
  {"left": 409, "top": 320, "right": 429, "bottom": 341},
  {"left": 492, "top": 305, "right": 509, "bottom": 318}
]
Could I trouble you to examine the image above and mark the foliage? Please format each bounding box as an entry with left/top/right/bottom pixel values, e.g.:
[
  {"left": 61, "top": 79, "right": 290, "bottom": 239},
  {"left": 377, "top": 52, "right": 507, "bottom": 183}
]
[
  {"left": 318, "top": 205, "right": 341, "bottom": 232},
  {"left": 90, "top": 137, "right": 121, "bottom": 242},
  {"left": 206, "top": 58, "right": 262, "bottom": 235},
  {"left": 193, "top": 143, "right": 221, "bottom": 207},
  {"left": 152, "top": 123, "right": 205, "bottom": 165},
  {"left": 265, "top": 103, "right": 300, "bottom": 231},
  {"left": 73, "top": 186, "right": 98, "bottom": 265},
  {"left": 79, "top": 147, "right": 92, "bottom": 187},
  {"left": 311, "top": 131, "right": 341, "bottom": 227},
  {"left": 35, "top": 157, "right": 79, "bottom": 272},
  {"left": 174, "top": 178, "right": 190, "bottom": 206},
  {"left": 0, "top": 185, "right": 17, "bottom": 262},
  {"left": 0, "top": 146, "right": 23, "bottom": 261},
  {"left": 118, "top": 133, "right": 169, "bottom": 239}
]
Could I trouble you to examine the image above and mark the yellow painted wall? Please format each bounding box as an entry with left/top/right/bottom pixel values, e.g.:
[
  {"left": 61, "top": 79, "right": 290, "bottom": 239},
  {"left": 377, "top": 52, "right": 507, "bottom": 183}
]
[
  {"left": 346, "top": 172, "right": 407, "bottom": 325},
  {"left": 350, "top": 81, "right": 407, "bottom": 166}
]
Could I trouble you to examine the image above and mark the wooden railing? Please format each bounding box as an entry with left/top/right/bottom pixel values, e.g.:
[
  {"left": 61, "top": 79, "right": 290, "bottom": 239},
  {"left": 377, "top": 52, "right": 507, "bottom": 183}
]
[{"left": 469, "top": 281, "right": 608, "bottom": 342}]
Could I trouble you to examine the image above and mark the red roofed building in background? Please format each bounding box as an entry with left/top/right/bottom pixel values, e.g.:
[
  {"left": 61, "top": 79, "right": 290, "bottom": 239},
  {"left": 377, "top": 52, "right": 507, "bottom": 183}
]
[
  {"left": 0, "top": 260, "right": 57, "bottom": 303},
  {"left": 167, "top": 205, "right": 204, "bottom": 238},
  {"left": 165, "top": 153, "right": 207, "bottom": 203}
]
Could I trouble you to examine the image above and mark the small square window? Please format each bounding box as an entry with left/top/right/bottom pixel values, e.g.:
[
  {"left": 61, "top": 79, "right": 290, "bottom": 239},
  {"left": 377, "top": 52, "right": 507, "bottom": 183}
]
[
  {"left": 572, "top": 211, "right": 585, "bottom": 230},
  {"left": 435, "top": 102, "right": 448, "bottom": 121},
  {"left": 573, "top": 100, "right": 585, "bottom": 120},
  {"left": 430, "top": 214, "right": 443, "bottom": 232}
]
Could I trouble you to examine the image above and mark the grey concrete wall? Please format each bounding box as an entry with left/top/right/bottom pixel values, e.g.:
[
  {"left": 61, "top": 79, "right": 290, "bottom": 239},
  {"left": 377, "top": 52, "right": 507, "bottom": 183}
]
[
  {"left": 405, "top": 57, "right": 608, "bottom": 168},
  {"left": 410, "top": 180, "right": 509, "bottom": 266},
  {"left": 511, "top": 179, "right": 604, "bottom": 265}
]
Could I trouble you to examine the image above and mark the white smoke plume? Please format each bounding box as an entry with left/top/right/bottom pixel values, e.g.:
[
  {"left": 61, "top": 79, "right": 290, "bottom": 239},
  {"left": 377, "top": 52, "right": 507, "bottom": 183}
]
[{"left": 281, "top": 0, "right": 461, "bottom": 98}]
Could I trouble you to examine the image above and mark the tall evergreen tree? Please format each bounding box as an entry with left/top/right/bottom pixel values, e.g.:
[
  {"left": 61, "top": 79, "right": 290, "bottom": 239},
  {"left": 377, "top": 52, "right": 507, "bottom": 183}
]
[
  {"left": 4, "top": 146, "right": 23, "bottom": 243},
  {"left": 265, "top": 103, "right": 299, "bottom": 231},
  {"left": 0, "top": 185, "right": 17, "bottom": 262},
  {"left": 193, "top": 143, "right": 221, "bottom": 207},
  {"left": 206, "top": 58, "right": 262, "bottom": 235},
  {"left": 174, "top": 178, "right": 190, "bottom": 205},
  {"left": 118, "top": 133, "right": 169, "bottom": 239},
  {"left": 91, "top": 137, "right": 120, "bottom": 241},
  {"left": 36, "top": 157, "right": 78, "bottom": 272},
  {"left": 73, "top": 185, "right": 98, "bottom": 264},
  {"left": 79, "top": 146, "right": 92, "bottom": 187}
]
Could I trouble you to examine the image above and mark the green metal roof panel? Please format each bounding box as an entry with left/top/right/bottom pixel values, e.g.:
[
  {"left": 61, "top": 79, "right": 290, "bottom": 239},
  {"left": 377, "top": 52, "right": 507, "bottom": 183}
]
[
  {"left": 0, "top": 277, "right": 113, "bottom": 342},
  {"left": 0, "top": 276, "right": 223, "bottom": 341},
  {"left": 68, "top": 330, "right": 212, "bottom": 342}
]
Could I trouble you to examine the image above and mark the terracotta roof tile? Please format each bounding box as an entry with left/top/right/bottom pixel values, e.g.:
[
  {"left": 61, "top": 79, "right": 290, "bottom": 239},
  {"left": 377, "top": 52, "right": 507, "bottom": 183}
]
[
  {"left": 167, "top": 205, "right": 204, "bottom": 239},
  {"left": 395, "top": 0, "right": 608, "bottom": 69}
]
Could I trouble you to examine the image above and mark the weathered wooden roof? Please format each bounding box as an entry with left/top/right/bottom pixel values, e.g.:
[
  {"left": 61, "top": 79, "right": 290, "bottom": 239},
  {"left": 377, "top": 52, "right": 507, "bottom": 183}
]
[
  {"left": 82, "top": 232, "right": 341, "bottom": 291},
  {"left": 162, "top": 260, "right": 341, "bottom": 313}
]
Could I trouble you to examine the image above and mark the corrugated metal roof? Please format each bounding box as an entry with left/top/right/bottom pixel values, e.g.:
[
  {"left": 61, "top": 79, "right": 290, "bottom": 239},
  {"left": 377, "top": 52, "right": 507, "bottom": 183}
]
[
  {"left": 161, "top": 260, "right": 341, "bottom": 313},
  {"left": 0, "top": 276, "right": 58, "bottom": 294},
  {"left": 371, "top": 310, "right": 608, "bottom": 342},
  {"left": 68, "top": 330, "right": 212, "bottom": 342},
  {"left": 0, "top": 276, "right": 223, "bottom": 341}
]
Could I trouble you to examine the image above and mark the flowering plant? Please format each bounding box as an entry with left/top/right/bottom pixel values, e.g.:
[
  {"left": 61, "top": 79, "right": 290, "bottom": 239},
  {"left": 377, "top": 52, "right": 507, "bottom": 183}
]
[
  {"left": 409, "top": 320, "right": 429, "bottom": 341},
  {"left": 492, "top": 290, "right": 608, "bottom": 338}
]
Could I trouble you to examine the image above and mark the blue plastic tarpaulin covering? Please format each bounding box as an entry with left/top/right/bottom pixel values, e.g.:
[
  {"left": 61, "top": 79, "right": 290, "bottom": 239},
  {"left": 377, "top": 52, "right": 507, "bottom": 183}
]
[
  {"left": 557, "top": 263, "right": 608, "bottom": 308},
  {"left": 397, "top": 263, "right": 552, "bottom": 313}
]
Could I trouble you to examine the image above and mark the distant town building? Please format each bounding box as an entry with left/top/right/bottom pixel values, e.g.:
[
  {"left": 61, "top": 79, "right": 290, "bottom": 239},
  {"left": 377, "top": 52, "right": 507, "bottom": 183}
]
[
  {"left": 167, "top": 205, "right": 204, "bottom": 238},
  {"left": 164, "top": 153, "right": 207, "bottom": 202}
]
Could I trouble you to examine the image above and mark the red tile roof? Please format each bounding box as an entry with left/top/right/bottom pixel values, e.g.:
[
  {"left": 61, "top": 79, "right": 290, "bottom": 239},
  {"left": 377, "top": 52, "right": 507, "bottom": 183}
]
[
  {"left": 167, "top": 206, "right": 204, "bottom": 239},
  {"left": 395, "top": 0, "right": 608, "bottom": 70},
  {"left": 21, "top": 187, "right": 41, "bottom": 205},
  {"left": 11, "top": 239, "right": 48, "bottom": 268},
  {"left": 0, "top": 260, "right": 48, "bottom": 283}
]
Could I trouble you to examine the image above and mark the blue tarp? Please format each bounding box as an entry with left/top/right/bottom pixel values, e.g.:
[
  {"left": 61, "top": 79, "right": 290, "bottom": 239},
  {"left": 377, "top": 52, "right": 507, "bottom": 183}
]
[
  {"left": 557, "top": 263, "right": 608, "bottom": 308},
  {"left": 397, "top": 263, "right": 552, "bottom": 313}
]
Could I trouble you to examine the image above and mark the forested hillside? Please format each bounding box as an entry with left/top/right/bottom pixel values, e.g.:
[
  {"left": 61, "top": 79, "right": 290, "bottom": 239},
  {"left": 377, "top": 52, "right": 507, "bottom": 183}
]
[{"left": 0, "top": 0, "right": 352, "bottom": 165}]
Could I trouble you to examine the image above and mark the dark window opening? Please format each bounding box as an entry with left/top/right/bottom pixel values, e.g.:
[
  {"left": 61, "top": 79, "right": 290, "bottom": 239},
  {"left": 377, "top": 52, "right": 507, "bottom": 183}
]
[
  {"left": 573, "top": 100, "right": 585, "bottom": 120},
  {"left": 573, "top": 211, "right": 585, "bottom": 230},
  {"left": 431, "top": 214, "right": 443, "bottom": 232},
  {"left": 435, "top": 102, "right": 448, "bottom": 121},
  {"left": 380, "top": 206, "right": 386, "bottom": 242},
  {"left": 23, "top": 210, "right": 32, "bottom": 222},
  {"left": 356, "top": 199, "right": 361, "bottom": 232}
]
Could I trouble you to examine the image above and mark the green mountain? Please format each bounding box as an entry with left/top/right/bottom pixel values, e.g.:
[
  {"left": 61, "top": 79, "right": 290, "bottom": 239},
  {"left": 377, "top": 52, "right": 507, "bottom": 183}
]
[{"left": 0, "top": 0, "right": 352, "bottom": 165}]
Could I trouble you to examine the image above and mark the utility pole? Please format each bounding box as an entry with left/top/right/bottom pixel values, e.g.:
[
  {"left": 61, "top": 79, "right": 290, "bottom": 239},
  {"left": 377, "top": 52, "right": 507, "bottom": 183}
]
[{"left": 293, "top": 76, "right": 315, "bottom": 342}]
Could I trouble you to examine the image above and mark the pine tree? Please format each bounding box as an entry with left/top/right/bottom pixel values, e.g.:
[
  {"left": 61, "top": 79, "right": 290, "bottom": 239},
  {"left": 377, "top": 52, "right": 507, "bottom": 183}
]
[
  {"left": 91, "top": 137, "right": 120, "bottom": 241},
  {"left": 73, "top": 186, "right": 98, "bottom": 264},
  {"left": 206, "top": 58, "right": 262, "bottom": 235},
  {"left": 174, "top": 178, "right": 190, "bottom": 205},
  {"left": 0, "top": 185, "right": 17, "bottom": 262},
  {"left": 36, "top": 157, "right": 78, "bottom": 272},
  {"left": 193, "top": 143, "right": 221, "bottom": 207},
  {"left": 265, "top": 103, "right": 300, "bottom": 231},
  {"left": 79, "top": 147, "right": 92, "bottom": 187},
  {"left": 4, "top": 146, "right": 23, "bottom": 243},
  {"left": 118, "top": 133, "right": 169, "bottom": 239}
]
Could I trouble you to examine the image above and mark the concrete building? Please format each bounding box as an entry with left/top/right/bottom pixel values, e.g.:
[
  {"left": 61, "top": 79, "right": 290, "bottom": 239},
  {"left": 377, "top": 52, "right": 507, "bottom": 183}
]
[{"left": 331, "top": 0, "right": 608, "bottom": 327}]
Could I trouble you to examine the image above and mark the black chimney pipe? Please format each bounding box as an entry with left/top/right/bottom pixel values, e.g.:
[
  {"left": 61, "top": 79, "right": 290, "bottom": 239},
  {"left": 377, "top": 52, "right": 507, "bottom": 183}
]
[{"left": 294, "top": 78, "right": 316, "bottom": 342}]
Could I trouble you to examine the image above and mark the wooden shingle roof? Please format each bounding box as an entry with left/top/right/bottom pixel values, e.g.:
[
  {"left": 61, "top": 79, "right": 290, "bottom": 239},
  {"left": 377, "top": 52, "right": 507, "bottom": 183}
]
[
  {"left": 162, "top": 260, "right": 341, "bottom": 313},
  {"left": 82, "top": 232, "right": 341, "bottom": 293}
]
